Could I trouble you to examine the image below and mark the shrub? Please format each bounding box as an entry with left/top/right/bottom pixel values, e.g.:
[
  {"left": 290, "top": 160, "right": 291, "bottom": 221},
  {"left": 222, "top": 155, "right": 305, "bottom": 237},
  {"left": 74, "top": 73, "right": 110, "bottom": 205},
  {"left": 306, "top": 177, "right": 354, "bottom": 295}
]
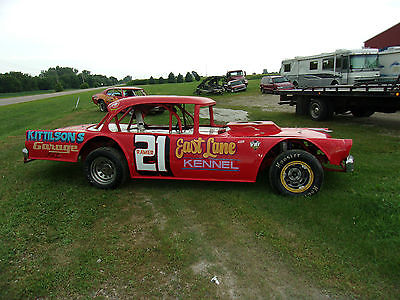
[
  {"left": 126, "top": 79, "right": 148, "bottom": 85},
  {"left": 54, "top": 82, "right": 64, "bottom": 92},
  {"left": 80, "top": 82, "right": 89, "bottom": 89}
]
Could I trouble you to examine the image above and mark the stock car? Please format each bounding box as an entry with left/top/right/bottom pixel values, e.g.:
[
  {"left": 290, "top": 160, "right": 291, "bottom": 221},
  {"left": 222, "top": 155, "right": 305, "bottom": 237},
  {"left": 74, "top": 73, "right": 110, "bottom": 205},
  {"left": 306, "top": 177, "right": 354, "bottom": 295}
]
[
  {"left": 92, "top": 87, "right": 146, "bottom": 112},
  {"left": 22, "top": 96, "right": 354, "bottom": 196}
]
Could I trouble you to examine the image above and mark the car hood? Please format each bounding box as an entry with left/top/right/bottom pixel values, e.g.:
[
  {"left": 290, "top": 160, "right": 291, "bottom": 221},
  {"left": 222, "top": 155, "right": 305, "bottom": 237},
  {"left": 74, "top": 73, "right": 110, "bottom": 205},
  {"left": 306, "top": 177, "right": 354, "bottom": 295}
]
[{"left": 276, "top": 82, "right": 294, "bottom": 89}]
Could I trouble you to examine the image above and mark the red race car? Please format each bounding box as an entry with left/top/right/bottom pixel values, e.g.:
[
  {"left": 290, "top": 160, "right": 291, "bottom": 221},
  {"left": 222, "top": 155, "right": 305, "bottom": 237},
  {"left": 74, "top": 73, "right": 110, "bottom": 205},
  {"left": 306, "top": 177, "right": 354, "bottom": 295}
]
[
  {"left": 92, "top": 87, "right": 146, "bottom": 112},
  {"left": 23, "top": 96, "right": 354, "bottom": 196}
]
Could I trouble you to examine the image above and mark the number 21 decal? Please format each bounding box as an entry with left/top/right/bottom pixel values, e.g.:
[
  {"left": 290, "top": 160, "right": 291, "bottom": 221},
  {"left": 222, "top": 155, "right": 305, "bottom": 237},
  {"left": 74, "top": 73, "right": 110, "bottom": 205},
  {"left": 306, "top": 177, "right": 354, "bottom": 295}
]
[{"left": 134, "top": 135, "right": 171, "bottom": 175}]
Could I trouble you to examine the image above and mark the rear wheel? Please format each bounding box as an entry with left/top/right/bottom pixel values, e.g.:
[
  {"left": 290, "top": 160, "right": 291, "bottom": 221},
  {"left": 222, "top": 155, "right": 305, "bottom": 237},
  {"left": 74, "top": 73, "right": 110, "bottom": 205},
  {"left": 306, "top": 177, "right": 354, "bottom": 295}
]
[
  {"left": 98, "top": 100, "right": 108, "bottom": 112},
  {"left": 84, "top": 147, "right": 128, "bottom": 189},
  {"left": 269, "top": 150, "right": 323, "bottom": 196},
  {"left": 309, "top": 99, "right": 333, "bottom": 121},
  {"left": 295, "top": 97, "right": 308, "bottom": 115}
]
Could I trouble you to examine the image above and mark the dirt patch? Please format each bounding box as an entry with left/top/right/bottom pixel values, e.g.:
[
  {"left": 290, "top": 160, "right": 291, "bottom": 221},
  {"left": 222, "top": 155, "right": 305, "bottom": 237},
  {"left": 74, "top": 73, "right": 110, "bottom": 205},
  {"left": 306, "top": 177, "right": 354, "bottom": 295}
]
[
  {"left": 200, "top": 107, "right": 249, "bottom": 122},
  {"left": 225, "top": 93, "right": 296, "bottom": 113}
]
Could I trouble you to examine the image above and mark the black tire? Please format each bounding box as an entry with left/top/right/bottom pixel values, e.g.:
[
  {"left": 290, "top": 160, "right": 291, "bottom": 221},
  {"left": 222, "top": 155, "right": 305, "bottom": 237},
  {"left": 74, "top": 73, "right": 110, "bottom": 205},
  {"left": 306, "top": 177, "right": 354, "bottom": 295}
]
[
  {"left": 351, "top": 108, "right": 374, "bottom": 118},
  {"left": 331, "top": 80, "right": 339, "bottom": 85},
  {"left": 309, "top": 99, "right": 333, "bottom": 121},
  {"left": 295, "top": 97, "right": 308, "bottom": 116},
  {"left": 269, "top": 150, "right": 323, "bottom": 196},
  {"left": 293, "top": 81, "right": 299, "bottom": 88},
  {"left": 98, "top": 100, "right": 108, "bottom": 112},
  {"left": 84, "top": 147, "right": 129, "bottom": 189}
]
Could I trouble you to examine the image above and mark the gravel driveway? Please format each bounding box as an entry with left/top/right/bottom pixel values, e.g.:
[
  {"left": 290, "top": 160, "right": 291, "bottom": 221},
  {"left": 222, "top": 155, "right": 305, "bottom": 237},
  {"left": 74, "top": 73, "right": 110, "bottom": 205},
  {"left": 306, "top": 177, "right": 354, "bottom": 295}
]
[{"left": 0, "top": 87, "right": 109, "bottom": 106}]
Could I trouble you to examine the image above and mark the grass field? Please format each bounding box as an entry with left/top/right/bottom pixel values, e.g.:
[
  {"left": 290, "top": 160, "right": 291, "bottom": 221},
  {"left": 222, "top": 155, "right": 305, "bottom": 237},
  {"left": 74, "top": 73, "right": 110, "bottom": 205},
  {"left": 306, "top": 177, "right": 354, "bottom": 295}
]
[{"left": 1, "top": 80, "right": 399, "bottom": 298}]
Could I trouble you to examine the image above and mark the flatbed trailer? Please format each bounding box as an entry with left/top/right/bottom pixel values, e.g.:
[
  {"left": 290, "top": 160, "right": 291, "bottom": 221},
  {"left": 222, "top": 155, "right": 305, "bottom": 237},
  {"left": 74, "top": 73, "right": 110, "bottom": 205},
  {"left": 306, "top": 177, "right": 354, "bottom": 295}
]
[{"left": 276, "top": 78, "right": 400, "bottom": 121}]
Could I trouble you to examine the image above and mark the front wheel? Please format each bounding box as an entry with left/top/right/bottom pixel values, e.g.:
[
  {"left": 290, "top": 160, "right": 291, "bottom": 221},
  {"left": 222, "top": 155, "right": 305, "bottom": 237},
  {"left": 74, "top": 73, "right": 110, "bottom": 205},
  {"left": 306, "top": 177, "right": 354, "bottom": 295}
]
[
  {"left": 98, "top": 100, "right": 108, "bottom": 112},
  {"left": 269, "top": 150, "right": 324, "bottom": 196},
  {"left": 84, "top": 147, "right": 128, "bottom": 189}
]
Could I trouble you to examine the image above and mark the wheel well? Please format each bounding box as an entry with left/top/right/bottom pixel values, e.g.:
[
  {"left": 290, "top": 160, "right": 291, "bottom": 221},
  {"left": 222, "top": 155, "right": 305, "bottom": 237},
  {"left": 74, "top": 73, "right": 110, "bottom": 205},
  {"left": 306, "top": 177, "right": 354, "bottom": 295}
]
[
  {"left": 258, "top": 139, "right": 328, "bottom": 175},
  {"left": 79, "top": 136, "right": 125, "bottom": 162}
]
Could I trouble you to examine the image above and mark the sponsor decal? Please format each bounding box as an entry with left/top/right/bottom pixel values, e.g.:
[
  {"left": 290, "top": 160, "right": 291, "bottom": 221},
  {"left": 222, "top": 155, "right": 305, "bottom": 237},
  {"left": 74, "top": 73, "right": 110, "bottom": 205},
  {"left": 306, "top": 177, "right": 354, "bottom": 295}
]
[
  {"left": 182, "top": 157, "right": 239, "bottom": 171},
  {"left": 175, "top": 137, "right": 236, "bottom": 159},
  {"left": 250, "top": 140, "right": 260, "bottom": 150},
  {"left": 33, "top": 142, "right": 79, "bottom": 154},
  {"left": 175, "top": 137, "right": 239, "bottom": 171},
  {"left": 26, "top": 131, "right": 85, "bottom": 144}
]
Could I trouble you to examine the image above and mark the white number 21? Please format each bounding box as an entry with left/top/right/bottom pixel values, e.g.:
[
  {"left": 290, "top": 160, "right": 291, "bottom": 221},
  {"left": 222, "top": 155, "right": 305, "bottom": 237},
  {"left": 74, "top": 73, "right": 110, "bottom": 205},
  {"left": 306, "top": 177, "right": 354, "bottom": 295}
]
[{"left": 134, "top": 135, "right": 167, "bottom": 172}]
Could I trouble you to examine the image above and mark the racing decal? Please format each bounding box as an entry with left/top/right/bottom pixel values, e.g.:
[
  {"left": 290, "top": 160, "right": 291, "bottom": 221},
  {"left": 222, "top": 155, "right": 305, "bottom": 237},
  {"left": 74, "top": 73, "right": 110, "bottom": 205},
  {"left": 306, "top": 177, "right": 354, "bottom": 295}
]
[
  {"left": 175, "top": 137, "right": 236, "bottom": 159},
  {"left": 250, "top": 140, "right": 260, "bottom": 150},
  {"left": 182, "top": 157, "right": 239, "bottom": 172},
  {"left": 33, "top": 142, "right": 79, "bottom": 154},
  {"left": 108, "top": 102, "right": 120, "bottom": 111},
  {"left": 134, "top": 135, "right": 171, "bottom": 175},
  {"left": 175, "top": 137, "right": 239, "bottom": 172},
  {"left": 26, "top": 131, "right": 85, "bottom": 144}
]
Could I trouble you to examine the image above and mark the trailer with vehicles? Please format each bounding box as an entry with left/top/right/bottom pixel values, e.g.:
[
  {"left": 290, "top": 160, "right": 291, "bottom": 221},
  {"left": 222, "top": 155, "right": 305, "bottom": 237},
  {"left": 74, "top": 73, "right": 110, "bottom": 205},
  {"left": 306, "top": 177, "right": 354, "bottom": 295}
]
[{"left": 276, "top": 78, "right": 400, "bottom": 121}]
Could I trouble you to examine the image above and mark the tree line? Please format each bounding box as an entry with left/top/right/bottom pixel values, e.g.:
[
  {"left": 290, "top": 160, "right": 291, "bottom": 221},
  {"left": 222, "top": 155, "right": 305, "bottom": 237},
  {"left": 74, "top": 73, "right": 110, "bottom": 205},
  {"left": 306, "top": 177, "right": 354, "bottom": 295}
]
[
  {"left": 0, "top": 66, "right": 129, "bottom": 93},
  {"left": 127, "top": 71, "right": 201, "bottom": 86}
]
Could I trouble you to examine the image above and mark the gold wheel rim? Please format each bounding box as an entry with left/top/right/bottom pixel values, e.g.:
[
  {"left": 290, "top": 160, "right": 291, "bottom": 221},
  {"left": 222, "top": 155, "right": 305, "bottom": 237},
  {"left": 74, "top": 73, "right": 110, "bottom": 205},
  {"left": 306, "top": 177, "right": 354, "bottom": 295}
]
[{"left": 280, "top": 161, "right": 314, "bottom": 193}]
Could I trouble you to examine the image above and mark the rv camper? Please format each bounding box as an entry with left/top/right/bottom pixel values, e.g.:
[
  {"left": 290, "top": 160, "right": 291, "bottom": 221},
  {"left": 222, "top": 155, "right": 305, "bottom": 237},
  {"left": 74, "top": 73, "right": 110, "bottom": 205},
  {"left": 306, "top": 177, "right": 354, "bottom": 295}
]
[
  {"left": 280, "top": 49, "right": 380, "bottom": 88},
  {"left": 378, "top": 47, "right": 400, "bottom": 82}
]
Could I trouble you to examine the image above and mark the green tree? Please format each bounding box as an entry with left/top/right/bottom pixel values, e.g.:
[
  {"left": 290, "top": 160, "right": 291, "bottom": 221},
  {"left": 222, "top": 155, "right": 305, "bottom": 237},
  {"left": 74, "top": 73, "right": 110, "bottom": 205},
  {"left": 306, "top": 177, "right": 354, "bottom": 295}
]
[
  {"left": 185, "top": 72, "right": 193, "bottom": 82},
  {"left": 149, "top": 76, "right": 155, "bottom": 84},
  {"left": 192, "top": 71, "right": 201, "bottom": 81},
  {"left": 177, "top": 73, "right": 184, "bottom": 83},
  {"left": 158, "top": 76, "right": 165, "bottom": 84},
  {"left": 122, "top": 75, "right": 132, "bottom": 83},
  {"left": 168, "top": 72, "right": 176, "bottom": 83}
]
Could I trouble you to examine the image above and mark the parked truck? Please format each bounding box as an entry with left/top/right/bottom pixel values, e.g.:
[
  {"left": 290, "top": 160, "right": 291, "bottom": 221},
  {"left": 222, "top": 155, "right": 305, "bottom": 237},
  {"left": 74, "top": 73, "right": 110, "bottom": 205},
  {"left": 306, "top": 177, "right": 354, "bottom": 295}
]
[{"left": 226, "top": 70, "right": 248, "bottom": 86}]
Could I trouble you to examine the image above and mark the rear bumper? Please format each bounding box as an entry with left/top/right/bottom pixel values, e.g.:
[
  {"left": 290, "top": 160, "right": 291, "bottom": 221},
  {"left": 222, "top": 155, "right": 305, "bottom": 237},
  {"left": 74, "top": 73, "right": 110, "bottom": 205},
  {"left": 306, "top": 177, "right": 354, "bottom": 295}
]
[
  {"left": 22, "top": 147, "right": 35, "bottom": 163},
  {"left": 345, "top": 155, "right": 354, "bottom": 172}
]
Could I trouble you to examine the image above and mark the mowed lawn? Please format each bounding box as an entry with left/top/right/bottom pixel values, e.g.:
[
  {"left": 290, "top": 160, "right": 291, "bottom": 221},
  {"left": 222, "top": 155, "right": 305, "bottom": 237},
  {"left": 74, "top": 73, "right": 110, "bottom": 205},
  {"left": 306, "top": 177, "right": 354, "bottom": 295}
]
[{"left": 0, "top": 80, "right": 399, "bottom": 298}]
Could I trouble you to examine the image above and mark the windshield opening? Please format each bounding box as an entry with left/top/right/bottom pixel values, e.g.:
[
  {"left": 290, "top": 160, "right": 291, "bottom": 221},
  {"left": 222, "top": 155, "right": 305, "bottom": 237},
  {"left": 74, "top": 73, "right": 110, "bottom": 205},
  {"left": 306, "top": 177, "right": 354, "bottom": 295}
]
[
  {"left": 350, "top": 55, "right": 378, "bottom": 71},
  {"left": 228, "top": 71, "right": 243, "bottom": 76},
  {"left": 272, "top": 77, "right": 289, "bottom": 83}
]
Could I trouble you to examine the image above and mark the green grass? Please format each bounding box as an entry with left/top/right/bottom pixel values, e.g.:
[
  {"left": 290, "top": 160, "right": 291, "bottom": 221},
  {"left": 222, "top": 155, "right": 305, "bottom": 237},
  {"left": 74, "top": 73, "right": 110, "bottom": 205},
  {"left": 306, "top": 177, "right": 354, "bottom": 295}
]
[{"left": 0, "top": 80, "right": 399, "bottom": 298}]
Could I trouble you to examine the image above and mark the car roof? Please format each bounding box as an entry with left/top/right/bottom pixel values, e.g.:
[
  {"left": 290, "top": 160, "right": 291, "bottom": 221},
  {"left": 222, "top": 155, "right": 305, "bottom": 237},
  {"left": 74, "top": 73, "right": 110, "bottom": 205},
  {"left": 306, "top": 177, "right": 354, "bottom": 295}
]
[
  {"left": 106, "top": 86, "right": 143, "bottom": 90},
  {"left": 111, "top": 95, "right": 216, "bottom": 110}
]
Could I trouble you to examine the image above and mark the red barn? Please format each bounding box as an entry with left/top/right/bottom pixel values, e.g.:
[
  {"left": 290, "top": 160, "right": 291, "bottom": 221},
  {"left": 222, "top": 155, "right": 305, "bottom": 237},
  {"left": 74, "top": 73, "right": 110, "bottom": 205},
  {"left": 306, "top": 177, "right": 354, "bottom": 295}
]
[{"left": 364, "top": 23, "right": 400, "bottom": 49}]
